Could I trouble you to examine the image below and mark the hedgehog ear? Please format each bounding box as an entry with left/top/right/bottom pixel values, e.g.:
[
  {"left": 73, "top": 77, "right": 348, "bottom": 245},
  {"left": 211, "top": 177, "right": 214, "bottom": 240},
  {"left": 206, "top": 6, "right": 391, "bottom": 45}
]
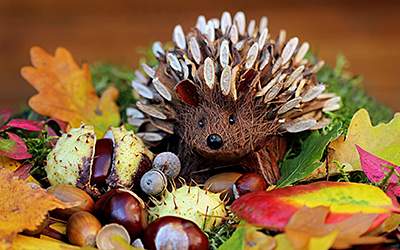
[{"left": 174, "top": 79, "right": 199, "bottom": 107}]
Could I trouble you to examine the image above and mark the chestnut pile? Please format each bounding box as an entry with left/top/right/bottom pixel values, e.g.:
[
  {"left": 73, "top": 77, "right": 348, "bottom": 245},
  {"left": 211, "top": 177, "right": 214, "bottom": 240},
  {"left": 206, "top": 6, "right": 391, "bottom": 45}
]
[
  {"left": 40, "top": 124, "right": 269, "bottom": 249},
  {"left": 44, "top": 184, "right": 210, "bottom": 249}
]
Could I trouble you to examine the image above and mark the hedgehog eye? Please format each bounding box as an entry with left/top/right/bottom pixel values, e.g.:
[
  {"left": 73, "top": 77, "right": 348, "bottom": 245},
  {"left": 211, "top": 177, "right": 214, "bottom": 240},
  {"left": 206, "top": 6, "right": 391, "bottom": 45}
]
[
  {"left": 229, "top": 114, "right": 235, "bottom": 125},
  {"left": 198, "top": 119, "right": 205, "bottom": 128}
]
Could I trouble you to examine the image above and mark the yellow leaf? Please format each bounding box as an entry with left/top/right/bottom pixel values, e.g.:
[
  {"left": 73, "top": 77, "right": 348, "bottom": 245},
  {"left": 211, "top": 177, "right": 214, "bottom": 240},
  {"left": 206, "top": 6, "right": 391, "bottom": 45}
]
[
  {"left": 243, "top": 225, "right": 276, "bottom": 250},
  {"left": 0, "top": 169, "right": 71, "bottom": 249},
  {"left": 12, "top": 234, "right": 84, "bottom": 250},
  {"left": 21, "top": 46, "right": 120, "bottom": 136},
  {"left": 274, "top": 234, "right": 296, "bottom": 250},
  {"left": 330, "top": 109, "right": 400, "bottom": 171},
  {"left": 305, "top": 109, "right": 400, "bottom": 180},
  {"left": 0, "top": 153, "right": 40, "bottom": 185}
]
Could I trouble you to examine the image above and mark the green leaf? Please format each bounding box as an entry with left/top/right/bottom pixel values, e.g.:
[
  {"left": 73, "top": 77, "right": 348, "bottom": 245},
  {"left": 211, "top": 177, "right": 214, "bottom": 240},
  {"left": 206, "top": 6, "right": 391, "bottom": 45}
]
[
  {"left": 276, "top": 123, "right": 341, "bottom": 188},
  {"left": 217, "top": 222, "right": 245, "bottom": 250}
]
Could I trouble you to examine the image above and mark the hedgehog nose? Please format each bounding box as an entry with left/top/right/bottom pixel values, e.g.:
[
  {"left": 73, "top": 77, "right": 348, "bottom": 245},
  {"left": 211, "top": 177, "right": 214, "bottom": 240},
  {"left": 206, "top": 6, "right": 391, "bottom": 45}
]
[{"left": 207, "top": 134, "right": 223, "bottom": 150}]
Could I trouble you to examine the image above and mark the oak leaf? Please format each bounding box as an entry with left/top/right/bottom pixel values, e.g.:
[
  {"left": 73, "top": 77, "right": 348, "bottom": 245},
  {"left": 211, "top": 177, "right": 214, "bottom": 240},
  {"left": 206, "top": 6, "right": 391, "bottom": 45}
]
[
  {"left": 21, "top": 46, "right": 120, "bottom": 136},
  {"left": 0, "top": 169, "right": 71, "bottom": 249},
  {"left": 0, "top": 153, "right": 39, "bottom": 185}
]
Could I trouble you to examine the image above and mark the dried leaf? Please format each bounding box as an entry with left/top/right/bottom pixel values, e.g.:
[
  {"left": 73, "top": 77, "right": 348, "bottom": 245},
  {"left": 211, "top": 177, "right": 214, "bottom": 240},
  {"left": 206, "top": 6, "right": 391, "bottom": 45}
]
[
  {"left": 329, "top": 109, "right": 400, "bottom": 171},
  {"left": 0, "top": 169, "right": 71, "bottom": 249},
  {"left": 230, "top": 181, "right": 400, "bottom": 231},
  {"left": 21, "top": 47, "right": 120, "bottom": 136},
  {"left": 357, "top": 145, "right": 400, "bottom": 183}
]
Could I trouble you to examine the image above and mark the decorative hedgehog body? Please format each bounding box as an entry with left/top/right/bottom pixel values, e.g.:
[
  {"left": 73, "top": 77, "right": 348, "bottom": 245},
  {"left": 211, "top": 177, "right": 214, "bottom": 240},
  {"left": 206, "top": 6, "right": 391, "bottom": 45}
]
[{"left": 129, "top": 11, "right": 340, "bottom": 184}]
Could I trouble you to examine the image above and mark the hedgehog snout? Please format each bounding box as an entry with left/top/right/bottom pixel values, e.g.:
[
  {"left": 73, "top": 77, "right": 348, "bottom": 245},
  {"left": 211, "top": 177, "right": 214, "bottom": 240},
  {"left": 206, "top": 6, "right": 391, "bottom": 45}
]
[{"left": 207, "top": 134, "right": 223, "bottom": 150}]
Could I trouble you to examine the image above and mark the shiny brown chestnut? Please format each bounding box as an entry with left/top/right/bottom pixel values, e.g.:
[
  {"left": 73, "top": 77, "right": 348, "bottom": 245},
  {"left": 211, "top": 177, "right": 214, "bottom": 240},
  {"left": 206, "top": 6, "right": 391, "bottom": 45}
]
[
  {"left": 233, "top": 173, "right": 267, "bottom": 199},
  {"left": 91, "top": 138, "right": 114, "bottom": 189},
  {"left": 66, "top": 211, "right": 102, "bottom": 247},
  {"left": 204, "top": 172, "right": 243, "bottom": 203},
  {"left": 94, "top": 189, "right": 148, "bottom": 241},
  {"left": 47, "top": 184, "right": 95, "bottom": 220},
  {"left": 142, "top": 216, "right": 209, "bottom": 250}
]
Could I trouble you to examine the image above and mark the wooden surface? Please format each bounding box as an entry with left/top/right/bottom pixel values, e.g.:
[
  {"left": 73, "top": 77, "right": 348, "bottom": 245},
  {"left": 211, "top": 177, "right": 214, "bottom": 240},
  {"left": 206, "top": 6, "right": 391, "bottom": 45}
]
[{"left": 0, "top": 0, "right": 399, "bottom": 114}]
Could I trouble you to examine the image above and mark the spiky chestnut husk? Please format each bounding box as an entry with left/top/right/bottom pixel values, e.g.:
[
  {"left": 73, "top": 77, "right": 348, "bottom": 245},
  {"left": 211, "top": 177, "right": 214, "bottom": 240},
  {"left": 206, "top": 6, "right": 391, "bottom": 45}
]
[
  {"left": 149, "top": 183, "right": 226, "bottom": 231},
  {"left": 45, "top": 124, "right": 153, "bottom": 195},
  {"left": 128, "top": 11, "right": 341, "bottom": 184}
]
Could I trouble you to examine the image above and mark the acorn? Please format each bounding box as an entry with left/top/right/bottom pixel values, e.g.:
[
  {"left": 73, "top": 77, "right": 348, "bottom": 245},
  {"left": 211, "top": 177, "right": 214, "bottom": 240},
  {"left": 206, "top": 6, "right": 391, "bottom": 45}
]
[
  {"left": 46, "top": 184, "right": 95, "bottom": 220},
  {"left": 140, "top": 169, "right": 167, "bottom": 196},
  {"left": 142, "top": 216, "right": 209, "bottom": 250},
  {"left": 233, "top": 173, "right": 267, "bottom": 199},
  {"left": 152, "top": 152, "right": 181, "bottom": 180},
  {"left": 66, "top": 211, "right": 102, "bottom": 247},
  {"left": 96, "top": 223, "right": 131, "bottom": 250},
  {"left": 94, "top": 189, "right": 148, "bottom": 240},
  {"left": 204, "top": 172, "right": 243, "bottom": 203},
  {"left": 45, "top": 124, "right": 153, "bottom": 197}
]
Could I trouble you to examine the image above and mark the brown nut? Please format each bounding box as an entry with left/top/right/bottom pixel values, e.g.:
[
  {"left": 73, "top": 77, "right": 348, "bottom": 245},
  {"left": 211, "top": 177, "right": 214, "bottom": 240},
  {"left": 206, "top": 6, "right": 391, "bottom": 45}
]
[
  {"left": 204, "top": 172, "right": 243, "bottom": 203},
  {"left": 233, "top": 173, "right": 267, "bottom": 199},
  {"left": 90, "top": 138, "right": 114, "bottom": 189},
  {"left": 66, "top": 211, "right": 102, "bottom": 247},
  {"left": 94, "top": 189, "right": 148, "bottom": 241},
  {"left": 47, "top": 184, "right": 95, "bottom": 220},
  {"left": 142, "top": 216, "right": 209, "bottom": 250}
]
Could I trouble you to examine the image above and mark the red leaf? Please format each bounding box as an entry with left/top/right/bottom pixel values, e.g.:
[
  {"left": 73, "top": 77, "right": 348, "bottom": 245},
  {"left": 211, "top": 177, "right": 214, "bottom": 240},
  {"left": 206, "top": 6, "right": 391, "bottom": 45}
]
[
  {"left": 6, "top": 119, "right": 42, "bottom": 131},
  {"left": 386, "top": 183, "right": 400, "bottom": 202},
  {"left": 12, "top": 163, "right": 34, "bottom": 181},
  {"left": 0, "top": 109, "right": 11, "bottom": 125},
  {"left": 356, "top": 145, "right": 399, "bottom": 183},
  {"left": 0, "top": 132, "right": 31, "bottom": 160}
]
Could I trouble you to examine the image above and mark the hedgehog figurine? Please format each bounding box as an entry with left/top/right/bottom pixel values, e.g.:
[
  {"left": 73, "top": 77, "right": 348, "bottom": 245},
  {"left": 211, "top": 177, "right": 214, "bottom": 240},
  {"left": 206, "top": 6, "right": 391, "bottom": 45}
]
[{"left": 128, "top": 11, "right": 340, "bottom": 185}]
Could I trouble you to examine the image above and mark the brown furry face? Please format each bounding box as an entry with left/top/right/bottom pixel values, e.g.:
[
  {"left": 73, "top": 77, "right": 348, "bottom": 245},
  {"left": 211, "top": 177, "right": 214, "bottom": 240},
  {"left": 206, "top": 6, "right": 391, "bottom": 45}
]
[{"left": 177, "top": 90, "right": 279, "bottom": 164}]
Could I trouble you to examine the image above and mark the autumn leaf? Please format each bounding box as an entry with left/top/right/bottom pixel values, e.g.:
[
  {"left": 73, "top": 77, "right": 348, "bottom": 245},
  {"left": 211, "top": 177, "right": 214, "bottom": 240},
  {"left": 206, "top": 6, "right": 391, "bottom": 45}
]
[
  {"left": 0, "top": 169, "right": 72, "bottom": 249},
  {"left": 0, "top": 153, "right": 39, "bottom": 185},
  {"left": 357, "top": 145, "right": 400, "bottom": 184},
  {"left": 217, "top": 222, "right": 276, "bottom": 250},
  {"left": 230, "top": 181, "right": 400, "bottom": 231},
  {"left": 330, "top": 109, "right": 400, "bottom": 171},
  {"left": 11, "top": 234, "right": 85, "bottom": 250},
  {"left": 21, "top": 46, "right": 120, "bottom": 136},
  {"left": 284, "top": 206, "right": 390, "bottom": 250}
]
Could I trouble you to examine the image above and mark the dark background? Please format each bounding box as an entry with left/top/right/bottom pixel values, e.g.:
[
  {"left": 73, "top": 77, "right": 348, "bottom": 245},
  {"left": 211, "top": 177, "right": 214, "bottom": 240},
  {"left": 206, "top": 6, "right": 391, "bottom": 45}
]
[{"left": 0, "top": 0, "right": 399, "bottom": 114}]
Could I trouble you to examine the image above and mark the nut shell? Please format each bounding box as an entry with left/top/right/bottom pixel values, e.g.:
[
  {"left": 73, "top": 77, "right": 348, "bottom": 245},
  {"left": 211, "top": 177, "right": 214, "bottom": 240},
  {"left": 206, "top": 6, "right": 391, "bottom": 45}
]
[
  {"left": 204, "top": 172, "right": 243, "bottom": 203},
  {"left": 105, "top": 126, "right": 153, "bottom": 190},
  {"left": 96, "top": 223, "right": 131, "bottom": 250},
  {"left": 47, "top": 184, "right": 95, "bottom": 220},
  {"left": 143, "top": 216, "right": 209, "bottom": 250},
  {"left": 45, "top": 124, "right": 96, "bottom": 188}
]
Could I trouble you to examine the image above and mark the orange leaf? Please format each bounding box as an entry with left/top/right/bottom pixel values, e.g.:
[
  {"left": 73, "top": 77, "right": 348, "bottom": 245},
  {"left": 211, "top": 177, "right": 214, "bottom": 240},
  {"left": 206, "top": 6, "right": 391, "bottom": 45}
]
[
  {"left": 284, "top": 206, "right": 391, "bottom": 250},
  {"left": 21, "top": 46, "right": 120, "bottom": 136},
  {"left": 0, "top": 169, "right": 71, "bottom": 249},
  {"left": 0, "top": 153, "right": 40, "bottom": 186}
]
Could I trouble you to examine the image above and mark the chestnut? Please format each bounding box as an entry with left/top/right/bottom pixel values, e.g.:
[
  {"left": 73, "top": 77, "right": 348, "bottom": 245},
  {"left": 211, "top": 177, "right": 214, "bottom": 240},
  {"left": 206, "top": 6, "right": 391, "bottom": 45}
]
[
  {"left": 94, "top": 189, "right": 148, "bottom": 241},
  {"left": 142, "top": 216, "right": 209, "bottom": 250},
  {"left": 47, "top": 184, "right": 95, "bottom": 220},
  {"left": 233, "top": 173, "right": 267, "bottom": 199},
  {"left": 204, "top": 172, "right": 243, "bottom": 203},
  {"left": 91, "top": 138, "right": 114, "bottom": 189},
  {"left": 66, "top": 211, "right": 102, "bottom": 247}
]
